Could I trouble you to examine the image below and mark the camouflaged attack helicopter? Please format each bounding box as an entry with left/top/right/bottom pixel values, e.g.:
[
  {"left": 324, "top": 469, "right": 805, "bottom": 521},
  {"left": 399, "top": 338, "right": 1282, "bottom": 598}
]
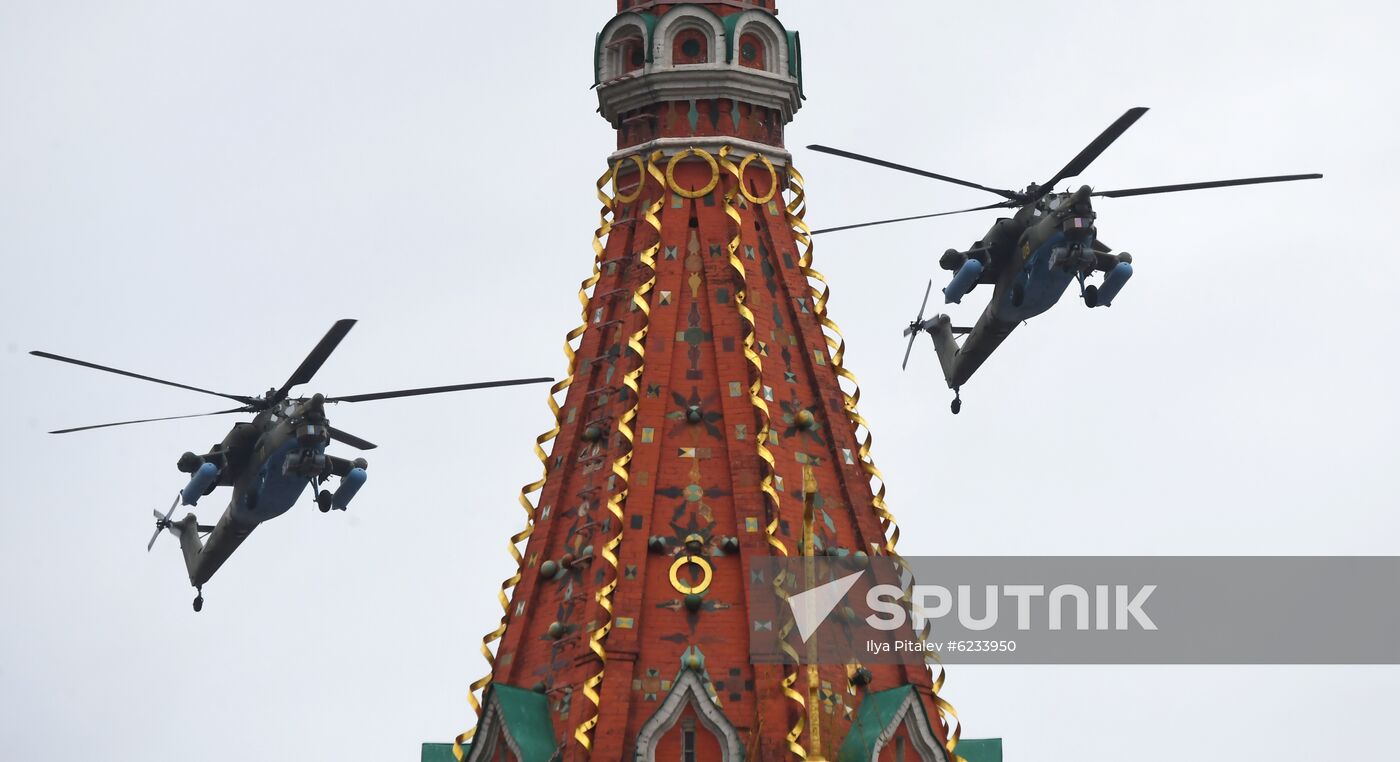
[
  {"left": 807, "top": 107, "right": 1321, "bottom": 413},
  {"left": 32, "top": 320, "right": 552, "bottom": 611}
]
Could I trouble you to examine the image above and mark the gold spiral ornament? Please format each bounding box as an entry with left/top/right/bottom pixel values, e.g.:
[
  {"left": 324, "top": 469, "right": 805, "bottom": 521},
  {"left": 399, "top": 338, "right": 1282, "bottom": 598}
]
[
  {"left": 572, "top": 150, "right": 665, "bottom": 753},
  {"left": 784, "top": 164, "right": 965, "bottom": 762},
  {"left": 666, "top": 147, "right": 721, "bottom": 199},
  {"left": 454, "top": 166, "right": 616, "bottom": 760},
  {"left": 720, "top": 145, "right": 807, "bottom": 760}
]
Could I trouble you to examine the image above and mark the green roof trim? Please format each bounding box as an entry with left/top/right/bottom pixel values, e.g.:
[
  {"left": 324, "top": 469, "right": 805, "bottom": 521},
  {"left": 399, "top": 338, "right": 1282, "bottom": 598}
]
[
  {"left": 957, "top": 738, "right": 1005, "bottom": 762},
  {"left": 720, "top": 13, "right": 805, "bottom": 98},
  {"left": 421, "top": 742, "right": 460, "bottom": 762},
  {"left": 463, "top": 683, "right": 557, "bottom": 762},
  {"left": 787, "top": 30, "right": 805, "bottom": 98},
  {"left": 593, "top": 12, "right": 659, "bottom": 85},
  {"left": 838, "top": 685, "right": 920, "bottom": 762}
]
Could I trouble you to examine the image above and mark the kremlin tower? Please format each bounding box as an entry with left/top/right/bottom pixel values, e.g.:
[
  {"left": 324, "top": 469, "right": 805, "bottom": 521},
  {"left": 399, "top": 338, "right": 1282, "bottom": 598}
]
[{"left": 451, "top": 2, "right": 968, "bottom": 760}]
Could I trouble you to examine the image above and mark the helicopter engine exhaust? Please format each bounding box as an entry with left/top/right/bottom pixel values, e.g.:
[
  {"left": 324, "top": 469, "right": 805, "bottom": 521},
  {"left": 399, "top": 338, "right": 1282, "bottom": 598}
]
[
  {"left": 180, "top": 462, "right": 220, "bottom": 506},
  {"left": 943, "top": 258, "right": 984, "bottom": 304},
  {"left": 330, "top": 467, "right": 367, "bottom": 511},
  {"left": 1087, "top": 261, "right": 1133, "bottom": 308}
]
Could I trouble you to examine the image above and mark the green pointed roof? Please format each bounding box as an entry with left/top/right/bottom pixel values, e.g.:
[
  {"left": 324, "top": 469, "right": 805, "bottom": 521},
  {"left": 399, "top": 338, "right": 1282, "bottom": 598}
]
[
  {"left": 837, "top": 685, "right": 1004, "bottom": 762},
  {"left": 477, "top": 683, "right": 556, "bottom": 762},
  {"left": 838, "top": 685, "right": 921, "bottom": 761}
]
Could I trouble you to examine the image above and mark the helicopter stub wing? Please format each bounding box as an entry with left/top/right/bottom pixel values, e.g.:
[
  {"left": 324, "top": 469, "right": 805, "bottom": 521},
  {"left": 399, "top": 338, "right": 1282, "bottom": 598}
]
[{"left": 1093, "top": 252, "right": 1121, "bottom": 272}]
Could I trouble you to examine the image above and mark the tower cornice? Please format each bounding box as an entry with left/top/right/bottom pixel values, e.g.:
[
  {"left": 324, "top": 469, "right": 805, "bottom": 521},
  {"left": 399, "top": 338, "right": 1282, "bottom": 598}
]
[
  {"left": 606, "top": 135, "right": 791, "bottom": 166},
  {"left": 597, "top": 65, "right": 802, "bottom": 126}
]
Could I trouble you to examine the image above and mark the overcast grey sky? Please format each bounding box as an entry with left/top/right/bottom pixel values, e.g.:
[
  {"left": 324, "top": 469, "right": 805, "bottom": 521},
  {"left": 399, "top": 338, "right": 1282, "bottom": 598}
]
[{"left": 2, "top": 1, "right": 1396, "bottom": 760}]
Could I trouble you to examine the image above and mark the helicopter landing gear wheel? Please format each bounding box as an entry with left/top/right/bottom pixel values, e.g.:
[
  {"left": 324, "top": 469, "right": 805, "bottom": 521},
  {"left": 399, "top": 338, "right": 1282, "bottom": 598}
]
[
  {"left": 1084, "top": 284, "right": 1099, "bottom": 308},
  {"left": 951, "top": 390, "right": 962, "bottom": 415},
  {"left": 193, "top": 588, "right": 204, "bottom": 613},
  {"left": 1010, "top": 282, "right": 1026, "bottom": 308},
  {"left": 317, "top": 490, "right": 333, "bottom": 513}
]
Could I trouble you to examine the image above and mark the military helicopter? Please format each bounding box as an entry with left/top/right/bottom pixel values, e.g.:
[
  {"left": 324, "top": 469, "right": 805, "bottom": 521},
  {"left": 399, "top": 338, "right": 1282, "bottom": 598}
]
[
  {"left": 807, "top": 107, "right": 1321, "bottom": 413},
  {"left": 31, "top": 319, "right": 552, "bottom": 611}
]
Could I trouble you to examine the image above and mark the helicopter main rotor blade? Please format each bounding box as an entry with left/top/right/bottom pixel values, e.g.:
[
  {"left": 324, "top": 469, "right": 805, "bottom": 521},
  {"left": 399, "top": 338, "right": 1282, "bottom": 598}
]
[
  {"left": 1092, "top": 173, "right": 1323, "bottom": 199},
  {"left": 326, "top": 376, "right": 554, "bottom": 404},
  {"left": 1036, "top": 107, "right": 1150, "bottom": 199},
  {"left": 29, "top": 351, "right": 257, "bottom": 405},
  {"left": 272, "top": 319, "right": 357, "bottom": 403},
  {"left": 806, "top": 145, "right": 1021, "bottom": 201},
  {"left": 328, "top": 427, "right": 377, "bottom": 451},
  {"left": 810, "top": 201, "right": 1014, "bottom": 236},
  {"left": 47, "top": 407, "right": 250, "bottom": 435}
]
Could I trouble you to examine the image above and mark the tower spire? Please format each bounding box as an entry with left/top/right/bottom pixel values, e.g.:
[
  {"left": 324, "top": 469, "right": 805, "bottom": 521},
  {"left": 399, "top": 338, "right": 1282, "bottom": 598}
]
[{"left": 456, "top": 4, "right": 961, "bottom": 761}]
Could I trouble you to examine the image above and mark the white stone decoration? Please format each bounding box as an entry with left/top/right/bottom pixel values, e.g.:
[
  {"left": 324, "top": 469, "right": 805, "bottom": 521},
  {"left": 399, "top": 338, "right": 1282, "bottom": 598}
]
[
  {"left": 633, "top": 668, "right": 745, "bottom": 762},
  {"left": 598, "top": 12, "right": 652, "bottom": 84},
  {"left": 861, "top": 689, "right": 952, "bottom": 762},
  {"left": 651, "top": 3, "right": 728, "bottom": 68}
]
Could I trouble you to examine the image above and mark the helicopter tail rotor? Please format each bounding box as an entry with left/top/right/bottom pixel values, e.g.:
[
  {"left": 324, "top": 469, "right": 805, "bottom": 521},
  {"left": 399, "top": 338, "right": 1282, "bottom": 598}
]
[
  {"left": 148, "top": 494, "right": 180, "bottom": 552},
  {"left": 902, "top": 280, "right": 934, "bottom": 370}
]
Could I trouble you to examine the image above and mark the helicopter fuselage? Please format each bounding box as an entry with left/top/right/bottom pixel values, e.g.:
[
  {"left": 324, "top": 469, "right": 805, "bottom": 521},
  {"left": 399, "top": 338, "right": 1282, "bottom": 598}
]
[
  {"left": 228, "top": 402, "right": 329, "bottom": 523},
  {"left": 932, "top": 188, "right": 1101, "bottom": 388},
  {"left": 173, "top": 396, "right": 358, "bottom": 587}
]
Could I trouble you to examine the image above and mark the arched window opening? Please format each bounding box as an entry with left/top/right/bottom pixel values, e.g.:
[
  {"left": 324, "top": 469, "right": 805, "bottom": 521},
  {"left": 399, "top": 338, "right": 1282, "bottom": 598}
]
[
  {"left": 673, "top": 28, "right": 710, "bottom": 65},
  {"left": 619, "top": 34, "right": 645, "bottom": 73},
  {"left": 738, "top": 32, "right": 766, "bottom": 70}
]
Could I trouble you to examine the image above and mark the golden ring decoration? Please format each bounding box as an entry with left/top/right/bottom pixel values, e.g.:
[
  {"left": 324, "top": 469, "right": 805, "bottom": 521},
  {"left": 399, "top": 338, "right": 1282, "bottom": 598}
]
[
  {"left": 738, "top": 152, "right": 778, "bottom": 205},
  {"left": 611, "top": 154, "right": 646, "bottom": 204},
  {"left": 668, "top": 554, "right": 714, "bottom": 595},
  {"left": 666, "top": 148, "right": 721, "bottom": 199}
]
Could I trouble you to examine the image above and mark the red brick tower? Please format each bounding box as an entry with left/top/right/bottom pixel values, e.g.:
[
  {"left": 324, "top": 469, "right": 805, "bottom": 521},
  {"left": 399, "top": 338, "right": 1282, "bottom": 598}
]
[{"left": 457, "top": 2, "right": 960, "bottom": 760}]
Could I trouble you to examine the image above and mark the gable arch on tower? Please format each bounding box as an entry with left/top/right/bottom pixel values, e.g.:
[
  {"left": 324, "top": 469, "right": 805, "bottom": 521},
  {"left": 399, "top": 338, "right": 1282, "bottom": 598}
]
[
  {"left": 652, "top": 4, "right": 726, "bottom": 68},
  {"left": 633, "top": 668, "right": 744, "bottom": 762},
  {"left": 837, "top": 686, "right": 951, "bottom": 762},
  {"left": 723, "top": 10, "right": 788, "bottom": 76},
  {"left": 596, "top": 12, "right": 658, "bottom": 84},
  {"left": 462, "top": 684, "right": 557, "bottom": 762}
]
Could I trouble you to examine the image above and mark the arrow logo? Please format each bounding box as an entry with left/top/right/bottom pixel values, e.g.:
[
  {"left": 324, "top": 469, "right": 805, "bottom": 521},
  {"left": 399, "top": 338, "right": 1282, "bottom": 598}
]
[{"left": 787, "top": 570, "right": 864, "bottom": 643}]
